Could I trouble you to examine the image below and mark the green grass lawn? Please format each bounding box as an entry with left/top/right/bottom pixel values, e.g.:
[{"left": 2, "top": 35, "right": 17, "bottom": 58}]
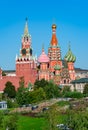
[
  {"left": 18, "top": 116, "right": 46, "bottom": 130},
  {"left": 17, "top": 113, "right": 67, "bottom": 130}
]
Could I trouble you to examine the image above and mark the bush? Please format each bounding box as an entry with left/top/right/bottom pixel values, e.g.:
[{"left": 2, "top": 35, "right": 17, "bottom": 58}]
[
  {"left": 7, "top": 99, "right": 18, "bottom": 108},
  {"left": 63, "top": 91, "right": 84, "bottom": 99},
  {"left": 29, "top": 88, "right": 46, "bottom": 103},
  {"left": 83, "top": 83, "right": 88, "bottom": 97}
]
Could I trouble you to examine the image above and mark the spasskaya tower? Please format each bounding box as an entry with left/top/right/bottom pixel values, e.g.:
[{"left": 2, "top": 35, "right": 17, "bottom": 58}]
[{"left": 16, "top": 19, "right": 37, "bottom": 86}]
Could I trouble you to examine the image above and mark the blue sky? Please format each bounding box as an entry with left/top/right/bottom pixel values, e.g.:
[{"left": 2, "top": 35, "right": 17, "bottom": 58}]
[{"left": 0, "top": 0, "right": 88, "bottom": 70}]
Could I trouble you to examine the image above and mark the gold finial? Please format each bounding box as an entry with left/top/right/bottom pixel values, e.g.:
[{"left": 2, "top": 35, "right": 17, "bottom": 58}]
[{"left": 52, "top": 24, "right": 57, "bottom": 29}]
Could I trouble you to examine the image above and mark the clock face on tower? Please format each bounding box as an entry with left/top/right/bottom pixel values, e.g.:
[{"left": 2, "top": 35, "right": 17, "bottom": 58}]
[{"left": 22, "top": 48, "right": 26, "bottom": 55}]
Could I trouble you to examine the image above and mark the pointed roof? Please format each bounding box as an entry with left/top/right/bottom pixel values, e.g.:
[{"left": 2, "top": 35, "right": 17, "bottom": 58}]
[
  {"left": 50, "top": 24, "right": 58, "bottom": 46},
  {"left": 24, "top": 18, "right": 29, "bottom": 37},
  {"left": 38, "top": 46, "right": 50, "bottom": 63}
]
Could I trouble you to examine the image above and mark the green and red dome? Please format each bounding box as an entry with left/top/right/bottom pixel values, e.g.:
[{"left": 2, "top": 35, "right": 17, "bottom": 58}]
[{"left": 64, "top": 46, "right": 76, "bottom": 62}]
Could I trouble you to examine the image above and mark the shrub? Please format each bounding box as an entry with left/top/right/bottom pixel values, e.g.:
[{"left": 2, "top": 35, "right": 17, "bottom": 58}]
[{"left": 63, "top": 91, "right": 83, "bottom": 99}]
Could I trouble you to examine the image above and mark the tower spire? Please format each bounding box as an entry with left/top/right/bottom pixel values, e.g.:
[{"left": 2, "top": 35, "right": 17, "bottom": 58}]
[
  {"left": 24, "top": 18, "right": 29, "bottom": 36},
  {"left": 51, "top": 24, "right": 58, "bottom": 46}
]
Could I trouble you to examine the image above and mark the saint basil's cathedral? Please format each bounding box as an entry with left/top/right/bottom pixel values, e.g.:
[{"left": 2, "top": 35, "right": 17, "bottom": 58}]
[{"left": 0, "top": 20, "right": 76, "bottom": 92}]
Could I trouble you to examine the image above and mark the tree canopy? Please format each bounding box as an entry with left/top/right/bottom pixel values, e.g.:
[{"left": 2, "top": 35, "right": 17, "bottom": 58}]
[
  {"left": 4, "top": 81, "right": 16, "bottom": 98},
  {"left": 83, "top": 83, "right": 88, "bottom": 96}
]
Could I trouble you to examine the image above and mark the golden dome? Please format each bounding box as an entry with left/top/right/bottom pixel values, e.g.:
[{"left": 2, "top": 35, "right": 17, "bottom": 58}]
[{"left": 52, "top": 24, "right": 57, "bottom": 29}]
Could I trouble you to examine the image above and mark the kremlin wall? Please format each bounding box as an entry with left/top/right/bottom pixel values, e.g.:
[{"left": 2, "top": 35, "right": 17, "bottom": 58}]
[{"left": 0, "top": 20, "right": 76, "bottom": 92}]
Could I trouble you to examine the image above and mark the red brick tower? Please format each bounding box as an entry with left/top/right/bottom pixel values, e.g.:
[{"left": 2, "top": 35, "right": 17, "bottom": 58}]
[
  {"left": 16, "top": 19, "right": 37, "bottom": 86},
  {"left": 48, "top": 24, "right": 62, "bottom": 77}
]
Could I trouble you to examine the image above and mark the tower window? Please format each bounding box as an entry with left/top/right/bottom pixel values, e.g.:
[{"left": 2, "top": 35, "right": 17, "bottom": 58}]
[
  {"left": 64, "top": 79, "right": 66, "bottom": 84},
  {"left": 27, "top": 37, "right": 28, "bottom": 41}
]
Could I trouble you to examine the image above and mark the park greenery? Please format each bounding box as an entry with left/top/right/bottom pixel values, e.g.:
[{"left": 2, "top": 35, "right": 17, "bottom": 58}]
[
  {"left": 0, "top": 78, "right": 88, "bottom": 129},
  {"left": 1, "top": 78, "right": 87, "bottom": 108}
]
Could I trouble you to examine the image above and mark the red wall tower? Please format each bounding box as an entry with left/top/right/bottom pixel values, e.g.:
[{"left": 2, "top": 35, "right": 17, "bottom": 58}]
[{"left": 16, "top": 19, "right": 37, "bottom": 86}]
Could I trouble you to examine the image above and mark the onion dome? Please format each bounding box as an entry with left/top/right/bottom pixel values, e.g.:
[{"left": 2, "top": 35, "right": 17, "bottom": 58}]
[
  {"left": 54, "top": 64, "right": 61, "bottom": 70},
  {"left": 38, "top": 47, "right": 50, "bottom": 63},
  {"left": 51, "top": 24, "right": 58, "bottom": 46},
  {"left": 64, "top": 45, "right": 76, "bottom": 63}
]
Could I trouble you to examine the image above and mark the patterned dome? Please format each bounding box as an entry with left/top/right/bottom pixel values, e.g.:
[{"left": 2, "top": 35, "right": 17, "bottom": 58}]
[
  {"left": 64, "top": 46, "right": 76, "bottom": 63},
  {"left": 54, "top": 64, "right": 61, "bottom": 70},
  {"left": 38, "top": 48, "right": 50, "bottom": 63}
]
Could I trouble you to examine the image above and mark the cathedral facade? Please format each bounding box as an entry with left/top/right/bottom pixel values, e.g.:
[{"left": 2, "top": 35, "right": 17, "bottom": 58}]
[{"left": 0, "top": 20, "right": 76, "bottom": 92}]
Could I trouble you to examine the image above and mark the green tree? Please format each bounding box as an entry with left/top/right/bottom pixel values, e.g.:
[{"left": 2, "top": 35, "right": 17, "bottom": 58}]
[
  {"left": 44, "top": 104, "right": 59, "bottom": 130},
  {"left": 29, "top": 87, "right": 46, "bottom": 103},
  {"left": 2, "top": 71, "right": 6, "bottom": 76},
  {"left": 16, "top": 86, "right": 30, "bottom": 105},
  {"left": 16, "top": 77, "right": 30, "bottom": 105},
  {"left": 62, "top": 85, "right": 71, "bottom": 93},
  {"left": 34, "top": 79, "right": 59, "bottom": 100},
  {"left": 4, "top": 81, "right": 16, "bottom": 98},
  {"left": 66, "top": 110, "right": 88, "bottom": 130},
  {"left": 0, "top": 93, "right": 2, "bottom": 101},
  {"left": 34, "top": 79, "right": 48, "bottom": 90},
  {"left": 45, "top": 81, "right": 59, "bottom": 99},
  {"left": 83, "top": 83, "right": 88, "bottom": 96},
  {"left": 0, "top": 111, "right": 4, "bottom": 129},
  {"left": 3, "top": 113, "right": 19, "bottom": 130}
]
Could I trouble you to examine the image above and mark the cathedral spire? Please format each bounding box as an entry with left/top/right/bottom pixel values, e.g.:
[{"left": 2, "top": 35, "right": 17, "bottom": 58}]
[
  {"left": 51, "top": 24, "right": 58, "bottom": 46},
  {"left": 24, "top": 18, "right": 29, "bottom": 36}
]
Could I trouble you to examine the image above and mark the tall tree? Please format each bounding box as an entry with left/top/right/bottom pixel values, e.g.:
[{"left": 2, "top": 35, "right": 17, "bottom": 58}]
[
  {"left": 29, "top": 87, "right": 46, "bottom": 103},
  {"left": 45, "top": 81, "right": 59, "bottom": 99},
  {"left": 16, "top": 77, "right": 30, "bottom": 105},
  {"left": 44, "top": 104, "right": 59, "bottom": 130},
  {"left": 83, "top": 83, "right": 88, "bottom": 96},
  {"left": 34, "top": 79, "right": 48, "bottom": 90},
  {"left": 4, "top": 81, "right": 16, "bottom": 98}
]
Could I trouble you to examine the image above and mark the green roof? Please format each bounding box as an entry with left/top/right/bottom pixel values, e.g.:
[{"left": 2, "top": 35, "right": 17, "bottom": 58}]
[
  {"left": 54, "top": 64, "right": 61, "bottom": 70},
  {"left": 71, "top": 78, "right": 88, "bottom": 84},
  {"left": 64, "top": 45, "right": 76, "bottom": 63}
]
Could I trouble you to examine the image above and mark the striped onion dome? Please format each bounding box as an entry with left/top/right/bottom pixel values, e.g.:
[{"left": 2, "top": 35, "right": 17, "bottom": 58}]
[{"left": 64, "top": 45, "right": 76, "bottom": 63}]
